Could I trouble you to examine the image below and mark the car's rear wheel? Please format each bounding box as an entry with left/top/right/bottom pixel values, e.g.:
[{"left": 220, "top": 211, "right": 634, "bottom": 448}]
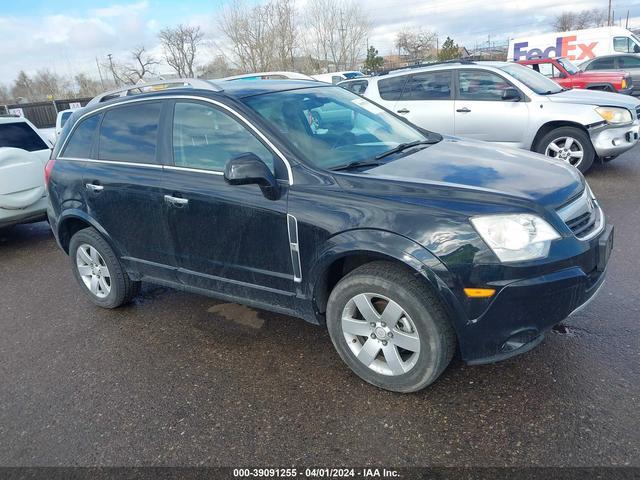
[
  {"left": 535, "top": 126, "right": 595, "bottom": 173},
  {"left": 326, "top": 261, "right": 456, "bottom": 393},
  {"left": 69, "top": 227, "right": 140, "bottom": 308}
]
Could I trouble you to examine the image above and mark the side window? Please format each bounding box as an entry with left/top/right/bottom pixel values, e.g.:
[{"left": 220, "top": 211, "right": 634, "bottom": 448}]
[
  {"left": 0, "top": 122, "right": 49, "bottom": 152},
  {"left": 614, "top": 37, "right": 632, "bottom": 53},
  {"left": 98, "top": 102, "right": 162, "bottom": 164},
  {"left": 458, "top": 71, "right": 513, "bottom": 101},
  {"left": 342, "top": 80, "right": 369, "bottom": 95},
  {"left": 61, "top": 114, "right": 101, "bottom": 158},
  {"left": 619, "top": 56, "right": 640, "bottom": 68},
  {"left": 378, "top": 76, "right": 407, "bottom": 101},
  {"left": 172, "top": 102, "right": 274, "bottom": 172},
  {"left": 590, "top": 57, "right": 615, "bottom": 70},
  {"left": 401, "top": 71, "right": 452, "bottom": 100}
]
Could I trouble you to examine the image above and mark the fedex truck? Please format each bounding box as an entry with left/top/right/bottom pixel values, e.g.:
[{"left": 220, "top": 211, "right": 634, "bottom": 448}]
[{"left": 508, "top": 26, "right": 640, "bottom": 62}]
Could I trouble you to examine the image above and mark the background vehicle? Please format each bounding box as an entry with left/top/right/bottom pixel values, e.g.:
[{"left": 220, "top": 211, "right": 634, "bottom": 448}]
[
  {"left": 580, "top": 54, "right": 640, "bottom": 96},
  {"left": 47, "top": 79, "right": 612, "bottom": 393},
  {"left": 339, "top": 77, "right": 370, "bottom": 94},
  {"left": 0, "top": 116, "right": 52, "bottom": 228},
  {"left": 517, "top": 57, "right": 633, "bottom": 94},
  {"left": 356, "top": 60, "right": 640, "bottom": 172},
  {"left": 220, "top": 71, "right": 314, "bottom": 81},
  {"left": 55, "top": 108, "right": 79, "bottom": 138},
  {"left": 312, "top": 71, "right": 364, "bottom": 84},
  {"left": 509, "top": 26, "right": 640, "bottom": 61}
]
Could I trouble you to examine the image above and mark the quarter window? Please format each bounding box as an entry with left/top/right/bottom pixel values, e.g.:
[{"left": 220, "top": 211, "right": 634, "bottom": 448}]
[
  {"left": 98, "top": 102, "right": 162, "bottom": 164},
  {"left": 0, "top": 122, "right": 49, "bottom": 152},
  {"left": 401, "top": 71, "right": 452, "bottom": 100},
  {"left": 458, "top": 71, "right": 513, "bottom": 101},
  {"left": 378, "top": 76, "right": 407, "bottom": 101},
  {"left": 172, "top": 102, "right": 274, "bottom": 172},
  {"left": 62, "top": 114, "right": 101, "bottom": 158},
  {"left": 341, "top": 80, "right": 369, "bottom": 95}
]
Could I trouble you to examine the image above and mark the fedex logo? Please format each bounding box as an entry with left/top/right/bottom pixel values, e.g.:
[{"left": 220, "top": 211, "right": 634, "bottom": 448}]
[{"left": 513, "top": 36, "right": 598, "bottom": 61}]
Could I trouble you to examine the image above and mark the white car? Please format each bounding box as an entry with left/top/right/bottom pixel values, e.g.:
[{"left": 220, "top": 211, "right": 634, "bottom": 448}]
[
  {"left": 55, "top": 108, "right": 78, "bottom": 139},
  {"left": 312, "top": 71, "right": 364, "bottom": 84},
  {"left": 341, "top": 60, "right": 640, "bottom": 172},
  {"left": 0, "top": 116, "right": 52, "bottom": 229}
]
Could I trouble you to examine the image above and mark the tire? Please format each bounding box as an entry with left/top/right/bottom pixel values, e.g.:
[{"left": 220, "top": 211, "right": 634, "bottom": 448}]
[
  {"left": 326, "top": 261, "right": 456, "bottom": 393},
  {"left": 534, "top": 126, "right": 595, "bottom": 173},
  {"left": 69, "top": 227, "right": 140, "bottom": 308}
]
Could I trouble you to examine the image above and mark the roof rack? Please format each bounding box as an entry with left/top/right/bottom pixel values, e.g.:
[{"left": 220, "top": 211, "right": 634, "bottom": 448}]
[
  {"left": 377, "top": 58, "right": 476, "bottom": 76},
  {"left": 87, "top": 78, "right": 223, "bottom": 106}
]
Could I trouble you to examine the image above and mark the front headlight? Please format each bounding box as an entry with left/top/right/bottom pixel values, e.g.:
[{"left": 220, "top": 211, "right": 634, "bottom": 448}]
[
  {"left": 471, "top": 214, "right": 561, "bottom": 262},
  {"left": 595, "top": 106, "right": 632, "bottom": 124}
]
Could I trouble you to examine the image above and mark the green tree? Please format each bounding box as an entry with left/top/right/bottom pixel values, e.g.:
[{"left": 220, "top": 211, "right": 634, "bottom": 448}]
[
  {"left": 363, "top": 46, "right": 384, "bottom": 74},
  {"left": 437, "top": 36, "right": 460, "bottom": 61}
]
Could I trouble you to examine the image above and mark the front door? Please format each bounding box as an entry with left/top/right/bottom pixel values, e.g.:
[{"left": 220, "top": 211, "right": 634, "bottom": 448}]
[
  {"left": 453, "top": 69, "right": 529, "bottom": 147},
  {"left": 161, "top": 99, "right": 295, "bottom": 307}
]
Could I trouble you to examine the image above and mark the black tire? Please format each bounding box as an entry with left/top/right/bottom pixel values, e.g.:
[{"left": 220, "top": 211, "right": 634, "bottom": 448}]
[
  {"left": 69, "top": 227, "right": 140, "bottom": 308},
  {"left": 326, "top": 261, "right": 456, "bottom": 393},
  {"left": 534, "top": 126, "right": 595, "bottom": 173}
]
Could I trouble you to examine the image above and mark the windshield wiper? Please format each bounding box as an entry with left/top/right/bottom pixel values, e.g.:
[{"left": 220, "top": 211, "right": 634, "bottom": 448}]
[
  {"left": 374, "top": 139, "right": 438, "bottom": 160},
  {"left": 331, "top": 159, "right": 388, "bottom": 171}
]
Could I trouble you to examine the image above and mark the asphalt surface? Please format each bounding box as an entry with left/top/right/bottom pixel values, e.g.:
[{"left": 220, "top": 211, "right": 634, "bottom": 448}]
[{"left": 1, "top": 148, "right": 639, "bottom": 468}]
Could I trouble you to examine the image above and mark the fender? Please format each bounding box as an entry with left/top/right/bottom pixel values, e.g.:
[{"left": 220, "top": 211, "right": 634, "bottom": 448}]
[
  {"left": 305, "top": 228, "right": 468, "bottom": 334},
  {"left": 584, "top": 83, "right": 615, "bottom": 92}
]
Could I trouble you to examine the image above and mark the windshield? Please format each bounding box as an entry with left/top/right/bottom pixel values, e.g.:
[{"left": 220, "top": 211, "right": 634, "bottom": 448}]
[
  {"left": 557, "top": 58, "right": 579, "bottom": 74},
  {"left": 243, "top": 86, "right": 434, "bottom": 170},
  {"left": 498, "top": 63, "right": 563, "bottom": 94}
]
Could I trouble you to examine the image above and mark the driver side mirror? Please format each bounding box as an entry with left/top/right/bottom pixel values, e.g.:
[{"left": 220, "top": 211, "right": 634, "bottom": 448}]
[
  {"left": 634, "top": 44, "right": 640, "bottom": 53},
  {"left": 502, "top": 87, "right": 521, "bottom": 102},
  {"left": 224, "top": 153, "right": 280, "bottom": 200}
]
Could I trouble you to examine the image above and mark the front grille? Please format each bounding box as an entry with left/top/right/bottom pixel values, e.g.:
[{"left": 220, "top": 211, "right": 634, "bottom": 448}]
[
  {"left": 635, "top": 105, "right": 640, "bottom": 120},
  {"left": 556, "top": 187, "right": 603, "bottom": 240}
]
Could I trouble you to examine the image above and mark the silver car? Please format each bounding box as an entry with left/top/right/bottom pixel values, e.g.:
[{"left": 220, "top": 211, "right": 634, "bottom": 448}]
[
  {"left": 580, "top": 54, "right": 640, "bottom": 97},
  {"left": 340, "top": 61, "right": 640, "bottom": 172}
]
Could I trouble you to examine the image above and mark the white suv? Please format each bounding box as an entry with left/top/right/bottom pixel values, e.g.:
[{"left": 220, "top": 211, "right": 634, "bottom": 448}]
[
  {"left": 0, "top": 116, "right": 52, "bottom": 228},
  {"left": 340, "top": 61, "right": 640, "bottom": 172}
]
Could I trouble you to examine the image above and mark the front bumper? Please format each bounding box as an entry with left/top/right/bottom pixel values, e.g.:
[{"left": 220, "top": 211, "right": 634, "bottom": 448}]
[
  {"left": 589, "top": 120, "right": 640, "bottom": 158},
  {"left": 459, "top": 225, "right": 613, "bottom": 365}
]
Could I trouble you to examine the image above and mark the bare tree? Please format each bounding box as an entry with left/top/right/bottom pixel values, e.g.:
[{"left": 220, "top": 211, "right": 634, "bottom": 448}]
[
  {"left": 75, "top": 73, "right": 102, "bottom": 97},
  {"left": 553, "top": 8, "right": 608, "bottom": 31},
  {"left": 198, "top": 55, "right": 236, "bottom": 79},
  {"left": 0, "top": 84, "right": 11, "bottom": 103},
  {"left": 219, "top": 0, "right": 298, "bottom": 72},
  {"left": 159, "top": 25, "right": 205, "bottom": 77},
  {"left": 11, "top": 71, "right": 35, "bottom": 101},
  {"left": 106, "top": 48, "right": 159, "bottom": 85},
  {"left": 395, "top": 27, "right": 437, "bottom": 61},
  {"left": 305, "top": 0, "right": 369, "bottom": 72}
]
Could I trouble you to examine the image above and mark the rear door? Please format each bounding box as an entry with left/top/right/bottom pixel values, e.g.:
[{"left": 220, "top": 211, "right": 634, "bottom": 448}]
[
  {"left": 392, "top": 70, "right": 455, "bottom": 134},
  {"left": 453, "top": 69, "right": 529, "bottom": 147},
  {"left": 161, "top": 99, "right": 295, "bottom": 306},
  {"left": 81, "top": 100, "right": 176, "bottom": 280}
]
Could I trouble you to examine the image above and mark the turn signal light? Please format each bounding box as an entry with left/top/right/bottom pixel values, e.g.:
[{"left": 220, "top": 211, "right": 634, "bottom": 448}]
[{"left": 464, "top": 288, "right": 496, "bottom": 298}]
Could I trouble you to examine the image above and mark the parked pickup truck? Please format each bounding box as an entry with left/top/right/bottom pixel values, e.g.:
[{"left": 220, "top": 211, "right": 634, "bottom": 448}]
[{"left": 517, "top": 57, "right": 633, "bottom": 94}]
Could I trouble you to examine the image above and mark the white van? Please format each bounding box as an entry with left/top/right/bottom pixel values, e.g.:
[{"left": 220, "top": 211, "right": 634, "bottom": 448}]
[{"left": 508, "top": 26, "right": 640, "bottom": 62}]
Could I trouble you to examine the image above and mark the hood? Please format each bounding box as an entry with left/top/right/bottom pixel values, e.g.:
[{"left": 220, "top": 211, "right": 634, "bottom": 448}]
[
  {"left": 545, "top": 88, "right": 640, "bottom": 109},
  {"left": 574, "top": 69, "right": 628, "bottom": 80},
  {"left": 354, "top": 137, "right": 584, "bottom": 207}
]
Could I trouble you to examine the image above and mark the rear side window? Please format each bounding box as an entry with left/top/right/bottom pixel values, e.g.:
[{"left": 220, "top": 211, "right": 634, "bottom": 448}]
[
  {"left": 0, "top": 122, "right": 48, "bottom": 152},
  {"left": 619, "top": 56, "right": 640, "bottom": 68},
  {"left": 378, "top": 76, "right": 407, "bottom": 101},
  {"left": 401, "top": 71, "right": 452, "bottom": 100},
  {"left": 98, "top": 102, "right": 162, "bottom": 164},
  {"left": 458, "top": 71, "right": 512, "bottom": 101},
  {"left": 62, "top": 114, "right": 101, "bottom": 158},
  {"left": 588, "top": 57, "right": 615, "bottom": 70}
]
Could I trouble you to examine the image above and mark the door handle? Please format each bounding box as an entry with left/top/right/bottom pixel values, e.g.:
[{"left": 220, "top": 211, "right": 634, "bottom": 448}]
[
  {"left": 164, "top": 195, "right": 189, "bottom": 207},
  {"left": 456, "top": 107, "right": 471, "bottom": 113},
  {"left": 85, "top": 183, "right": 104, "bottom": 192},
  {"left": 397, "top": 108, "right": 410, "bottom": 114}
]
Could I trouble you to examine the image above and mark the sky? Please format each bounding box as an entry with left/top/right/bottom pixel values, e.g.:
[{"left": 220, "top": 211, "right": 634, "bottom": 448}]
[{"left": 1, "top": 0, "right": 639, "bottom": 86}]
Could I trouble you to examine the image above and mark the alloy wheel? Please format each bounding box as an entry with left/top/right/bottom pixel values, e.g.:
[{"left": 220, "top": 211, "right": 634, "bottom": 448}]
[
  {"left": 341, "top": 293, "right": 421, "bottom": 376},
  {"left": 544, "top": 136, "right": 584, "bottom": 168},
  {"left": 76, "top": 244, "right": 111, "bottom": 299}
]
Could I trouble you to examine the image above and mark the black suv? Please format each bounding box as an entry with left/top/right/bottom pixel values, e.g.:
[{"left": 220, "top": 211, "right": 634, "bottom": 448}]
[{"left": 46, "top": 79, "right": 613, "bottom": 393}]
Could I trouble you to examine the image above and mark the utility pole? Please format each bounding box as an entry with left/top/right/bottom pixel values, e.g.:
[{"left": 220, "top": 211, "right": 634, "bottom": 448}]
[
  {"left": 607, "top": 0, "right": 612, "bottom": 26},
  {"left": 625, "top": 10, "right": 629, "bottom": 29},
  {"left": 95, "top": 57, "right": 105, "bottom": 90},
  {"left": 107, "top": 53, "right": 119, "bottom": 87}
]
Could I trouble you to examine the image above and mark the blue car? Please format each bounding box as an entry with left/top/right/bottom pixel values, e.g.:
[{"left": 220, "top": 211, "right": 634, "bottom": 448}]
[{"left": 45, "top": 78, "right": 613, "bottom": 392}]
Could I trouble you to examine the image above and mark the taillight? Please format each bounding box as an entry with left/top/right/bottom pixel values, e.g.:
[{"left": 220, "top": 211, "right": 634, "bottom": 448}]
[{"left": 44, "top": 157, "right": 56, "bottom": 188}]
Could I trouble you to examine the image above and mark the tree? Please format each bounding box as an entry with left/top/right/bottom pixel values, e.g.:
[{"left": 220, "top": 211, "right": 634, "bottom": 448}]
[
  {"left": 198, "top": 55, "right": 235, "bottom": 79},
  {"left": 0, "top": 84, "right": 11, "bottom": 103},
  {"left": 437, "top": 37, "right": 459, "bottom": 61},
  {"left": 305, "top": 0, "right": 369, "bottom": 72},
  {"left": 75, "top": 73, "right": 102, "bottom": 97},
  {"left": 106, "top": 48, "right": 159, "bottom": 86},
  {"left": 395, "top": 28, "right": 437, "bottom": 61},
  {"left": 11, "top": 71, "right": 34, "bottom": 101},
  {"left": 363, "top": 46, "right": 383, "bottom": 73},
  {"left": 159, "top": 24, "right": 205, "bottom": 78},
  {"left": 553, "top": 8, "right": 608, "bottom": 31}
]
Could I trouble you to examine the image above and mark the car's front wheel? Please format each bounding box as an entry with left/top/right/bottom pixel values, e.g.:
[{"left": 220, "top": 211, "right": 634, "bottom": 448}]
[
  {"left": 326, "top": 261, "right": 456, "bottom": 393},
  {"left": 69, "top": 227, "right": 140, "bottom": 308},
  {"left": 535, "top": 126, "right": 595, "bottom": 173}
]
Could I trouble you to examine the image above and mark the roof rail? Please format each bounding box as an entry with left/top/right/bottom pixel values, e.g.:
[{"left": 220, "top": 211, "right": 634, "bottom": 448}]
[
  {"left": 377, "top": 58, "right": 476, "bottom": 76},
  {"left": 87, "top": 78, "right": 223, "bottom": 106}
]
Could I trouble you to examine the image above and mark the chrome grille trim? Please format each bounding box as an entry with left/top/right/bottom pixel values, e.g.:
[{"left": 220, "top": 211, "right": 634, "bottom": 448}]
[{"left": 557, "top": 187, "right": 605, "bottom": 241}]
